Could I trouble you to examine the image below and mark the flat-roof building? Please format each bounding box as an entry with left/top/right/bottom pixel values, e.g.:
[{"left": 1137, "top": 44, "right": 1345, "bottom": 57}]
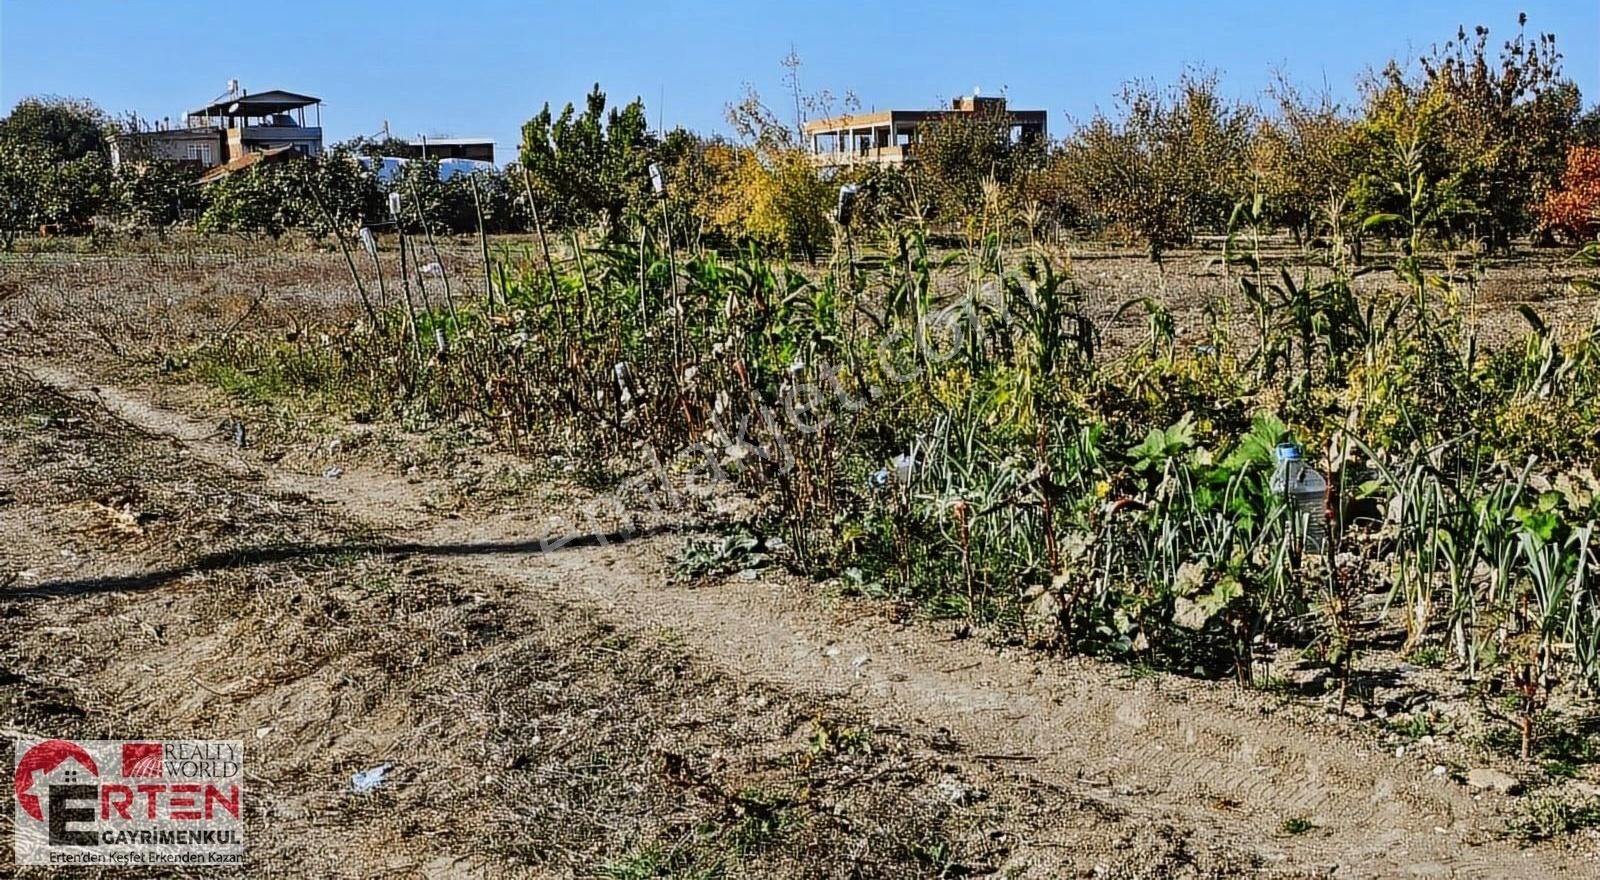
[
  {"left": 802, "top": 95, "right": 1046, "bottom": 169},
  {"left": 110, "top": 84, "right": 323, "bottom": 173},
  {"left": 387, "top": 137, "right": 495, "bottom": 164}
]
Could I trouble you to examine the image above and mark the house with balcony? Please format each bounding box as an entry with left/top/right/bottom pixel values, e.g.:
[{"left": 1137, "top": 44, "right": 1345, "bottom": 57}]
[
  {"left": 803, "top": 95, "right": 1047, "bottom": 169},
  {"left": 189, "top": 88, "right": 323, "bottom": 164},
  {"left": 110, "top": 85, "right": 324, "bottom": 173}
]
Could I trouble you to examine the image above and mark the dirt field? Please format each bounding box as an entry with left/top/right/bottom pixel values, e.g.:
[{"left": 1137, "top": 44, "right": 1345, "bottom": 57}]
[{"left": 3, "top": 243, "right": 1599, "bottom": 877}]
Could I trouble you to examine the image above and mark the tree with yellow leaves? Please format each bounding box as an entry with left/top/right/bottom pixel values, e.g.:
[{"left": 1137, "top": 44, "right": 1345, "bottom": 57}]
[{"left": 704, "top": 86, "right": 832, "bottom": 259}]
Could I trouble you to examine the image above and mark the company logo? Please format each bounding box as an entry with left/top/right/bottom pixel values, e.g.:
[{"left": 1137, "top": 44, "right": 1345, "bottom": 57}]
[
  {"left": 11, "top": 739, "right": 245, "bottom": 867},
  {"left": 121, "top": 743, "right": 163, "bottom": 777}
]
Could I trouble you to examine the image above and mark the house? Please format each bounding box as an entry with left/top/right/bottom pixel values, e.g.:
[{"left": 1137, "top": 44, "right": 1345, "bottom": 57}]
[
  {"left": 108, "top": 124, "right": 225, "bottom": 168},
  {"left": 110, "top": 83, "right": 324, "bottom": 172},
  {"left": 387, "top": 137, "right": 495, "bottom": 164},
  {"left": 190, "top": 87, "right": 323, "bottom": 165},
  {"left": 802, "top": 95, "right": 1047, "bottom": 169}
]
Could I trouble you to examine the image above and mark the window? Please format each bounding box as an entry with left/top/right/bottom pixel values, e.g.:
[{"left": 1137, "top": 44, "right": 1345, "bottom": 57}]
[{"left": 186, "top": 143, "right": 213, "bottom": 164}]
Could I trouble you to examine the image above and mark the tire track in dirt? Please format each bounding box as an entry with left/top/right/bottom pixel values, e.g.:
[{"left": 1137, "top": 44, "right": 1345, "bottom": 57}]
[{"left": 19, "top": 361, "right": 1595, "bottom": 879}]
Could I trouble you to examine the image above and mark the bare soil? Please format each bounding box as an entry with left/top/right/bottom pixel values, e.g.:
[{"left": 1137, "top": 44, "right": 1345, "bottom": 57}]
[{"left": 2, "top": 244, "right": 1599, "bottom": 877}]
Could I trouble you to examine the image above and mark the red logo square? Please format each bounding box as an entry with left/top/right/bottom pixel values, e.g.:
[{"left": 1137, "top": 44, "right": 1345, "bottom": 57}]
[{"left": 121, "top": 742, "right": 163, "bottom": 777}]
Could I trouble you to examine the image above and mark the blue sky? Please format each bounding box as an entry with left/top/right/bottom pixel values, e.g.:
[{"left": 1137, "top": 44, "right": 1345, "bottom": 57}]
[{"left": 1, "top": 1, "right": 1595, "bottom": 163}]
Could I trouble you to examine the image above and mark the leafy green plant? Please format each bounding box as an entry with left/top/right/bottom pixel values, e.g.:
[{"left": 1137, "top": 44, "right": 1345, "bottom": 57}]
[
  {"left": 598, "top": 843, "right": 722, "bottom": 880},
  {"left": 1280, "top": 816, "right": 1315, "bottom": 835},
  {"left": 1510, "top": 795, "right": 1600, "bottom": 842},
  {"left": 726, "top": 788, "right": 797, "bottom": 856},
  {"left": 671, "top": 531, "right": 772, "bottom": 581}
]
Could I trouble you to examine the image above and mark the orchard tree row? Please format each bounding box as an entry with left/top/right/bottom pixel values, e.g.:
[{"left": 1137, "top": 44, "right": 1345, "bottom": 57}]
[
  {"left": 512, "top": 22, "right": 1599, "bottom": 260},
  {"left": 2, "top": 18, "right": 1598, "bottom": 256}
]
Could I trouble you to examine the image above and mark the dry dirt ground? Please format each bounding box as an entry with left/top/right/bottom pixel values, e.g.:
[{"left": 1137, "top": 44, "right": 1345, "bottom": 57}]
[{"left": 2, "top": 245, "right": 1599, "bottom": 878}]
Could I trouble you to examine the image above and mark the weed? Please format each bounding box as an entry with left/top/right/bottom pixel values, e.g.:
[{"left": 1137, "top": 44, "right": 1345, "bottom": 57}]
[
  {"left": 808, "top": 717, "right": 872, "bottom": 759},
  {"left": 1123, "top": 662, "right": 1161, "bottom": 681},
  {"left": 193, "top": 361, "right": 286, "bottom": 405},
  {"left": 1252, "top": 675, "right": 1293, "bottom": 695},
  {"left": 1509, "top": 795, "right": 1600, "bottom": 841},
  {"left": 597, "top": 842, "right": 722, "bottom": 880},
  {"left": 1410, "top": 646, "right": 1446, "bottom": 669},
  {"left": 671, "top": 531, "right": 771, "bottom": 582},
  {"left": 899, "top": 831, "right": 957, "bottom": 872},
  {"left": 1544, "top": 759, "right": 1578, "bottom": 779},
  {"left": 1280, "top": 816, "right": 1314, "bottom": 835},
  {"left": 835, "top": 566, "right": 890, "bottom": 599},
  {"left": 725, "top": 788, "right": 797, "bottom": 856},
  {"left": 1476, "top": 714, "right": 1600, "bottom": 769},
  {"left": 1387, "top": 712, "right": 1448, "bottom": 742}
]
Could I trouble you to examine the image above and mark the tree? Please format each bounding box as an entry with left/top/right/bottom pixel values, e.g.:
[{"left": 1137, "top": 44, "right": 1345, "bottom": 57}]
[
  {"left": 0, "top": 96, "right": 108, "bottom": 161},
  {"left": 704, "top": 60, "right": 862, "bottom": 255},
  {"left": 712, "top": 87, "right": 831, "bottom": 257},
  {"left": 111, "top": 159, "right": 202, "bottom": 229},
  {"left": 333, "top": 134, "right": 415, "bottom": 158},
  {"left": 1539, "top": 146, "right": 1600, "bottom": 242},
  {"left": 197, "top": 152, "right": 382, "bottom": 238},
  {"left": 306, "top": 151, "right": 385, "bottom": 233},
  {"left": 1362, "top": 19, "right": 1581, "bottom": 250},
  {"left": 711, "top": 146, "right": 830, "bottom": 257},
  {"left": 1251, "top": 83, "right": 1364, "bottom": 244},
  {"left": 518, "top": 85, "right": 656, "bottom": 237},
  {"left": 199, "top": 163, "right": 294, "bottom": 236},
  {"left": 1061, "top": 73, "right": 1254, "bottom": 261},
  {"left": 387, "top": 158, "right": 522, "bottom": 235},
  {"left": 1348, "top": 64, "right": 1468, "bottom": 249},
  {"left": 656, "top": 127, "right": 736, "bottom": 247},
  {"left": 0, "top": 97, "right": 112, "bottom": 239},
  {"left": 1013, "top": 148, "right": 1086, "bottom": 239},
  {"left": 1576, "top": 106, "right": 1600, "bottom": 148},
  {"left": 907, "top": 104, "right": 1047, "bottom": 224},
  {"left": 0, "top": 143, "right": 47, "bottom": 248},
  {"left": 1431, "top": 21, "right": 1577, "bottom": 248}
]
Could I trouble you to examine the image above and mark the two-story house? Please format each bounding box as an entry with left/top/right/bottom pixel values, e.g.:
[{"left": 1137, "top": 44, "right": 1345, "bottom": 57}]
[{"left": 110, "top": 84, "right": 323, "bottom": 173}]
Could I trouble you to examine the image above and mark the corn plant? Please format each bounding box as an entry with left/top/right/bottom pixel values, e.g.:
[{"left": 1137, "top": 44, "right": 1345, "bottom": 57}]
[{"left": 188, "top": 171, "right": 1600, "bottom": 751}]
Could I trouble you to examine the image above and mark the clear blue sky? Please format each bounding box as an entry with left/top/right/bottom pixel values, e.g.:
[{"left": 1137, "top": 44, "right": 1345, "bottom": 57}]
[{"left": 2, "top": 1, "right": 1595, "bottom": 163}]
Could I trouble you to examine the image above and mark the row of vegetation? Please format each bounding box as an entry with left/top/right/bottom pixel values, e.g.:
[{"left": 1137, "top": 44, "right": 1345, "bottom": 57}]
[
  {"left": 0, "top": 96, "right": 528, "bottom": 245},
  {"left": 196, "top": 141, "right": 1600, "bottom": 764},
  {"left": 13, "top": 17, "right": 1600, "bottom": 774},
  {"left": 652, "top": 21, "right": 1600, "bottom": 259},
  {"left": 3, "top": 18, "right": 1598, "bottom": 257}
]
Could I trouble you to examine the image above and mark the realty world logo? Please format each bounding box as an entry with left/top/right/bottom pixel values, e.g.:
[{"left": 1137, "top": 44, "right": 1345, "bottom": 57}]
[{"left": 12, "top": 739, "right": 245, "bottom": 866}]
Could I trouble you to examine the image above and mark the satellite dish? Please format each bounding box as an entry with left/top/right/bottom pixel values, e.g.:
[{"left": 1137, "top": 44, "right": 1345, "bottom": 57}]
[{"left": 226, "top": 102, "right": 241, "bottom": 114}]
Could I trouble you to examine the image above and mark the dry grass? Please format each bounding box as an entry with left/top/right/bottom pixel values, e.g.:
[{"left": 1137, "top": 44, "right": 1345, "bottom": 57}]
[
  {"left": 0, "top": 366, "right": 1269, "bottom": 878},
  {"left": 0, "top": 238, "right": 1588, "bottom": 368}
]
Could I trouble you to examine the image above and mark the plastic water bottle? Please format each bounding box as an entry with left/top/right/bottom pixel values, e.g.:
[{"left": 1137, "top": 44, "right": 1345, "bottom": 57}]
[{"left": 1271, "top": 443, "right": 1327, "bottom": 552}]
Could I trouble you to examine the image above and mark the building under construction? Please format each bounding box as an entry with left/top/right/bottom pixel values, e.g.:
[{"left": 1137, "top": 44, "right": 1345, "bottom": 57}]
[{"left": 802, "top": 95, "right": 1047, "bottom": 168}]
